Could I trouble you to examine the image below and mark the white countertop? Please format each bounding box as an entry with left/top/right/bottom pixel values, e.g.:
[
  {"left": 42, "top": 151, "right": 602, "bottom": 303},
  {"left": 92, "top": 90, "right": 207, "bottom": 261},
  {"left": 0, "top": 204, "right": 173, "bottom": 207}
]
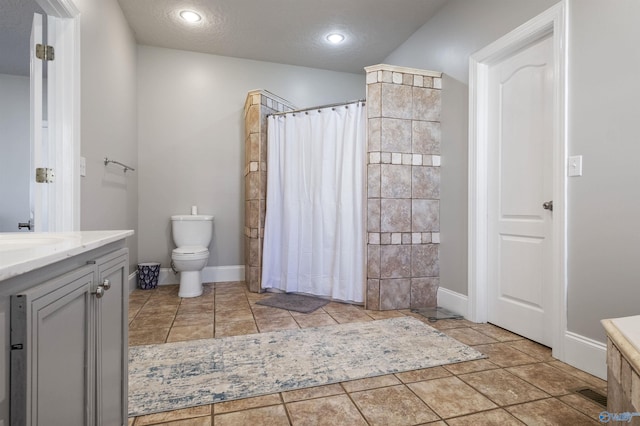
[
  {"left": 610, "top": 315, "right": 640, "bottom": 353},
  {"left": 0, "top": 230, "right": 134, "bottom": 281}
]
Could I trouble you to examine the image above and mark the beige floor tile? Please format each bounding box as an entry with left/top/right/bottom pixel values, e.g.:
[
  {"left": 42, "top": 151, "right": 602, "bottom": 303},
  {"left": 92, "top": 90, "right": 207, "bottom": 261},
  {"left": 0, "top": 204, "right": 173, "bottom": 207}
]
[
  {"left": 293, "top": 313, "right": 338, "bottom": 328},
  {"left": 507, "top": 363, "right": 591, "bottom": 396},
  {"left": 152, "top": 417, "right": 211, "bottom": 426},
  {"left": 215, "top": 309, "right": 254, "bottom": 322},
  {"left": 214, "top": 320, "right": 258, "bottom": 337},
  {"left": 216, "top": 301, "right": 252, "bottom": 310},
  {"left": 166, "top": 324, "right": 214, "bottom": 342},
  {"left": 443, "top": 359, "right": 499, "bottom": 375},
  {"left": 214, "top": 394, "right": 282, "bottom": 414},
  {"left": 328, "top": 311, "right": 374, "bottom": 324},
  {"left": 129, "top": 327, "right": 170, "bottom": 346},
  {"left": 445, "top": 408, "right": 525, "bottom": 425},
  {"left": 322, "top": 301, "right": 363, "bottom": 313},
  {"left": 443, "top": 327, "right": 499, "bottom": 345},
  {"left": 506, "top": 339, "right": 554, "bottom": 361},
  {"left": 362, "top": 310, "right": 406, "bottom": 320},
  {"left": 129, "top": 315, "right": 176, "bottom": 330},
  {"left": 458, "top": 369, "right": 549, "bottom": 405},
  {"left": 350, "top": 384, "right": 440, "bottom": 425},
  {"left": 177, "top": 303, "right": 214, "bottom": 315},
  {"left": 256, "top": 316, "right": 300, "bottom": 332},
  {"left": 128, "top": 417, "right": 135, "bottom": 426},
  {"left": 286, "top": 394, "right": 367, "bottom": 426},
  {"left": 134, "top": 405, "right": 211, "bottom": 425},
  {"left": 172, "top": 313, "right": 214, "bottom": 327},
  {"left": 214, "top": 405, "right": 290, "bottom": 426},
  {"left": 281, "top": 384, "right": 344, "bottom": 403},
  {"left": 472, "top": 343, "right": 539, "bottom": 367},
  {"left": 127, "top": 282, "right": 607, "bottom": 425},
  {"left": 547, "top": 360, "right": 608, "bottom": 391},
  {"left": 558, "top": 394, "right": 606, "bottom": 419},
  {"left": 395, "top": 366, "right": 451, "bottom": 383},
  {"left": 147, "top": 297, "right": 181, "bottom": 307},
  {"left": 137, "top": 305, "right": 180, "bottom": 316},
  {"left": 408, "top": 376, "right": 497, "bottom": 419},
  {"left": 422, "top": 318, "right": 478, "bottom": 330},
  {"left": 341, "top": 374, "right": 401, "bottom": 392},
  {"left": 506, "top": 397, "right": 599, "bottom": 425}
]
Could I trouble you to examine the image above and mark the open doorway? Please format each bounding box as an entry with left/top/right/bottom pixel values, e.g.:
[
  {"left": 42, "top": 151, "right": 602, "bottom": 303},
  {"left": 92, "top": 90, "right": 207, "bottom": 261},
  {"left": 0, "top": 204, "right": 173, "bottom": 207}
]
[{"left": 0, "top": 0, "right": 80, "bottom": 233}]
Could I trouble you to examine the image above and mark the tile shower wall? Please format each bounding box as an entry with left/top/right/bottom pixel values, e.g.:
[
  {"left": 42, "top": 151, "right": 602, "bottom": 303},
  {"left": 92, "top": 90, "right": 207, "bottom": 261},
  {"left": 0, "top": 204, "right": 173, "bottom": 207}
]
[
  {"left": 243, "top": 90, "right": 295, "bottom": 293},
  {"left": 364, "top": 64, "right": 442, "bottom": 310}
]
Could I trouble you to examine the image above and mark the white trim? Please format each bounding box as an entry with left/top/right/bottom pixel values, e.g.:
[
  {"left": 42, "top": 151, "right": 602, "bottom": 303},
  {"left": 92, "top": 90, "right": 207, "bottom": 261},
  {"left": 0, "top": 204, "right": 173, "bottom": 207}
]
[
  {"left": 37, "top": 0, "right": 81, "bottom": 231},
  {"left": 468, "top": 2, "right": 567, "bottom": 359},
  {"left": 437, "top": 287, "right": 468, "bottom": 319},
  {"left": 128, "top": 271, "right": 137, "bottom": 293},
  {"left": 152, "top": 266, "right": 246, "bottom": 287},
  {"left": 563, "top": 331, "right": 607, "bottom": 380}
]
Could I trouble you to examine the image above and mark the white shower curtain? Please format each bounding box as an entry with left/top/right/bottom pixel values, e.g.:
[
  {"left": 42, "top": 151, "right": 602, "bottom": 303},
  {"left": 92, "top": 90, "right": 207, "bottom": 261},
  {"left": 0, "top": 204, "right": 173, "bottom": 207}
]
[{"left": 261, "top": 102, "right": 366, "bottom": 303}]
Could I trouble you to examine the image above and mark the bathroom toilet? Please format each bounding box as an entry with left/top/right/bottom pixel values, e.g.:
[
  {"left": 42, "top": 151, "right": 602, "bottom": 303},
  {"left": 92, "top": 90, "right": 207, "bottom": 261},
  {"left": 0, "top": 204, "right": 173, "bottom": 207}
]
[{"left": 171, "top": 214, "right": 214, "bottom": 298}]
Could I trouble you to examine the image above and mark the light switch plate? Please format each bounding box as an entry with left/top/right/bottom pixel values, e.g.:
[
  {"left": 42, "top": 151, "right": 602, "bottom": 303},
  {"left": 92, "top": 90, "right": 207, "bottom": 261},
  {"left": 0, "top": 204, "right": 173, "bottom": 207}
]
[
  {"left": 568, "top": 155, "right": 582, "bottom": 177},
  {"left": 80, "top": 156, "right": 86, "bottom": 177}
]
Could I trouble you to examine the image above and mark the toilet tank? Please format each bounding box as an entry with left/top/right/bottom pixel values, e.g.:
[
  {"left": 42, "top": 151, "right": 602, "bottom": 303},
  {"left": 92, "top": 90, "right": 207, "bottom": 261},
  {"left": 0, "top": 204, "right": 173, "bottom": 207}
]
[{"left": 171, "top": 215, "right": 214, "bottom": 248}]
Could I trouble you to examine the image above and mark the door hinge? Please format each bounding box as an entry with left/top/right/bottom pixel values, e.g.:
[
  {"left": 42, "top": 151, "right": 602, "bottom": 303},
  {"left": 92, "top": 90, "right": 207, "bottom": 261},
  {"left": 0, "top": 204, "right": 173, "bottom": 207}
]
[
  {"left": 35, "top": 44, "right": 55, "bottom": 61},
  {"left": 35, "top": 167, "right": 55, "bottom": 183}
]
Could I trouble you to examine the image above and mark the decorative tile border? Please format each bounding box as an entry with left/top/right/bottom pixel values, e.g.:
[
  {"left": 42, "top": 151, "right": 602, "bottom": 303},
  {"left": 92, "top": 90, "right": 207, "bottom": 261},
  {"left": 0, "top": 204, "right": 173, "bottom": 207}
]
[
  {"left": 369, "top": 152, "right": 441, "bottom": 166},
  {"left": 369, "top": 232, "right": 438, "bottom": 245}
]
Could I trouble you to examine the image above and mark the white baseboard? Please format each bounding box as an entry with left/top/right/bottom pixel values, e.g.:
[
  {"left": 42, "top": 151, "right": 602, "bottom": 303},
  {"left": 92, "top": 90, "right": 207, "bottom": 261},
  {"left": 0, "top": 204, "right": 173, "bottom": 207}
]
[
  {"left": 563, "top": 331, "right": 607, "bottom": 380},
  {"left": 128, "top": 271, "right": 137, "bottom": 293},
  {"left": 437, "top": 287, "right": 469, "bottom": 318},
  {"left": 155, "top": 265, "right": 245, "bottom": 286}
]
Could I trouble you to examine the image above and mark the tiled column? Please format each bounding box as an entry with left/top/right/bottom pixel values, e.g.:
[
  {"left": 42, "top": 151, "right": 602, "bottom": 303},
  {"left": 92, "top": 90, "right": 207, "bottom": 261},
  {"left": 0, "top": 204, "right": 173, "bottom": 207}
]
[
  {"left": 243, "top": 90, "right": 295, "bottom": 293},
  {"left": 364, "top": 64, "right": 442, "bottom": 310}
]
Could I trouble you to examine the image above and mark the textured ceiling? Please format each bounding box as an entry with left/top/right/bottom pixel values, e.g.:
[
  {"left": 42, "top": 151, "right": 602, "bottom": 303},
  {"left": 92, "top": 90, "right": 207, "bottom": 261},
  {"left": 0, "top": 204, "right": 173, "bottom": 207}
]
[
  {"left": 118, "top": 0, "right": 449, "bottom": 74},
  {"left": 0, "top": 0, "right": 45, "bottom": 76},
  {"left": 0, "top": 0, "right": 448, "bottom": 77}
]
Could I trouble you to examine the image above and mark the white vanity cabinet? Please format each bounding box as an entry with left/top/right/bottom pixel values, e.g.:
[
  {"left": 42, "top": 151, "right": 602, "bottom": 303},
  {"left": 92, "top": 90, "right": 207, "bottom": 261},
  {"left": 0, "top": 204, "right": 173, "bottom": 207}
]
[
  {"left": 0, "top": 231, "right": 132, "bottom": 426},
  {"left": 10, "top": 249, "right": 128, "bottom": 426}
]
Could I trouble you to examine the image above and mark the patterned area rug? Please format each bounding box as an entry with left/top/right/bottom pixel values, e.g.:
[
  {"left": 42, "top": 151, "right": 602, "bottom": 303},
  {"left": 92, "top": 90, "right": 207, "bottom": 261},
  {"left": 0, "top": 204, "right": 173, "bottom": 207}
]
[
  {"left": 255, "top": 293, "right": 329, "bottom": 313},
  {"left": 128, "top": 317, "right": 485, "bottom": 416}
]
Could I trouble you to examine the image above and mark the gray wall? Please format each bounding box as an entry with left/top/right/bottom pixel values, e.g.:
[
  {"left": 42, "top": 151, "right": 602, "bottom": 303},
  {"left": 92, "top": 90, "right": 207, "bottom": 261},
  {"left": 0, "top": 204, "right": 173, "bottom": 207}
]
[
  {"left": 567, "top": 0, "right": 640, "bottom": 341},
  {"left": 137, "top": 46, "right": 365, "bottom": 268},
  {"left": 75, "top": 0, "right": 139, "bottom": 273},
  {"left": 384, "top": 0, "right": 559, "bottom": 296},
  {"left": 0, "top": 74, "right": 30, "bottom": 232}
]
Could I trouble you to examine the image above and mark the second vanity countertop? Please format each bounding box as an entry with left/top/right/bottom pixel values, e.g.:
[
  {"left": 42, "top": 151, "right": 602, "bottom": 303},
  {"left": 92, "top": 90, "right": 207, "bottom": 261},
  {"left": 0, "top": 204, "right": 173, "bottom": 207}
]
[{"left": 0, "top": 230, "right": 134, "bottom": 281}]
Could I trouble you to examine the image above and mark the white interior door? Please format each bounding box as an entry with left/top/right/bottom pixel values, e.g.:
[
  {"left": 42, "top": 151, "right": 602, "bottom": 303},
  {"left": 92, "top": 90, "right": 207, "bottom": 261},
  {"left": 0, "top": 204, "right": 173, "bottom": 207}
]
[{"left": 487, "top": 35, "right": 554, "bottom": 346}]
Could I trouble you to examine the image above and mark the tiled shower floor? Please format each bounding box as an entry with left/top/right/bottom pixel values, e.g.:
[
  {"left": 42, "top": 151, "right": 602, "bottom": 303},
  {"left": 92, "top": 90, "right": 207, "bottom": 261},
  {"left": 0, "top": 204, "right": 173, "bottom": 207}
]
[{"left": 127, "top": 282, "right": 606, "bottom": 425}]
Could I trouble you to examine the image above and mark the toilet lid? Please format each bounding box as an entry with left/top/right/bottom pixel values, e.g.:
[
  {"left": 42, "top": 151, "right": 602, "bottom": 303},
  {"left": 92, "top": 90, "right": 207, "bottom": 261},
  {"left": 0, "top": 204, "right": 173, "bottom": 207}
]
[{"left": 173, "top": 246, "right": 208, "bottom": 255}]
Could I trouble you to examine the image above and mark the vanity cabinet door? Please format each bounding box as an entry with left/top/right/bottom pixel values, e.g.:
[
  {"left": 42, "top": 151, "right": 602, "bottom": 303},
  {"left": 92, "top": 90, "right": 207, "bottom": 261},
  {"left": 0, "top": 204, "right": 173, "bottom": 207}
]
[
  {"left": 10, "top": 265, "right": 96, "bottom": 426},
  {"left": 95, "top": 249, "right": 128, "bottom": 426}
]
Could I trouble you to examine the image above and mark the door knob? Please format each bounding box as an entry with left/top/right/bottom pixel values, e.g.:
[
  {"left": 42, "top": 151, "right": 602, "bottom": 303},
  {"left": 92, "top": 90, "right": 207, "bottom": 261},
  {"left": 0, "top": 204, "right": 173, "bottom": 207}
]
[
  {"left": 542, "top": 200, "right": 553, "bottom": 211},
  {"left": 102, "top": 279, "right": 111, "bottom": 291}
]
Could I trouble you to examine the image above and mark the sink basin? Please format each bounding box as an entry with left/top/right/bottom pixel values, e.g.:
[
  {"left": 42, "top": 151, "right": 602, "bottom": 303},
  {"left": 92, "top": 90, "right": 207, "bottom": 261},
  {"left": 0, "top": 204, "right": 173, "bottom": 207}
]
[{"left": 0, "top": 234, "right": 73, "bottom": 252}]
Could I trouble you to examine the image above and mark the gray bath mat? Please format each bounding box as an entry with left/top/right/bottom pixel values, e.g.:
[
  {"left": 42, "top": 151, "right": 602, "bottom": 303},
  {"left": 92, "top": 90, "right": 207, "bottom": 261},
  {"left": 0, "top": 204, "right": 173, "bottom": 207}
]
[{"left": 256, "top": 293, "right": 329, "bottom": 313}]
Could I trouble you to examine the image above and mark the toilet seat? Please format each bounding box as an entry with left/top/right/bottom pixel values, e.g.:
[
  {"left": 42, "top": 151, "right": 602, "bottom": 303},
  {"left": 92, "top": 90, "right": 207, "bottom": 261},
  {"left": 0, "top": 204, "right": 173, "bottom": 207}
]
[{"left": 172, "top": 246, "right": 209, "bottom": 260}]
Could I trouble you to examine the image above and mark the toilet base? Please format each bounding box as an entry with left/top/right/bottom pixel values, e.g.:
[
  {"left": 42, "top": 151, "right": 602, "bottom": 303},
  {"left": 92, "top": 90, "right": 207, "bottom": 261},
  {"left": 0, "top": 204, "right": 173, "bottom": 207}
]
[{"left": 178, "top": 270, "right": 203, "bottom": 298}]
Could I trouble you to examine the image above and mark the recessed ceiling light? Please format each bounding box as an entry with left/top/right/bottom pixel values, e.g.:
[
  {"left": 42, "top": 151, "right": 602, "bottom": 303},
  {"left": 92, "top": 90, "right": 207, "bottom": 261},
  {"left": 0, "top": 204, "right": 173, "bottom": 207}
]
[
  {"left": 180, "top": 10, "right": 202, "bottom": 23},
  {"left": 326, "top": 33, "right": 345, "bottom": 44}
]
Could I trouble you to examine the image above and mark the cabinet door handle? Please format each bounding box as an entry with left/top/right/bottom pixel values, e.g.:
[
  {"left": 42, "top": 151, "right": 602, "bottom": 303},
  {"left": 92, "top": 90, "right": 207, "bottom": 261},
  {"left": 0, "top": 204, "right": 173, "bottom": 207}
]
[
  {"left": 93, "top": 286, "right": 105, "bottom": 299},
  {"left": 102, "top": 279, "right": 111, "bottom": 291}
]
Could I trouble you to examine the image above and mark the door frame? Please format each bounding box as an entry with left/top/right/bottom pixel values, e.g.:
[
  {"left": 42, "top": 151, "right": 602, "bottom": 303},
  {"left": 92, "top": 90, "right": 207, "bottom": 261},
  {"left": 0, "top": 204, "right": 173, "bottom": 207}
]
[
  {"left": 36, "top": 0, "right": 80, "bottom": 231},
  {"left": 468, "top": 2, "right": 567, "bottom": 358}
]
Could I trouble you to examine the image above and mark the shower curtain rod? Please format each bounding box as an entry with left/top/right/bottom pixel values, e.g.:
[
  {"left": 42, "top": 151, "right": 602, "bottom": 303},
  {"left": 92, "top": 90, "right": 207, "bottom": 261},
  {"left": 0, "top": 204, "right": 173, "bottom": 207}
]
[{"left": 268, "top": 99, "right": 366, "bottom": 117}]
